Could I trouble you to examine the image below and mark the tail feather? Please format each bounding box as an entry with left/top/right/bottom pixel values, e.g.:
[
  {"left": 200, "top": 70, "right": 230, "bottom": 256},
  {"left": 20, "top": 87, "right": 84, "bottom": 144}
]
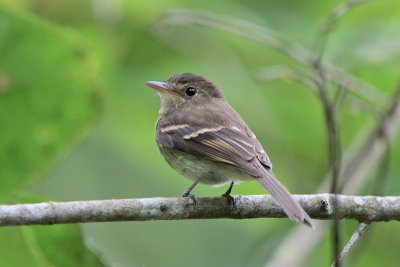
[{"left": 256, "top": 171, "right": 314, "bottom": 229}]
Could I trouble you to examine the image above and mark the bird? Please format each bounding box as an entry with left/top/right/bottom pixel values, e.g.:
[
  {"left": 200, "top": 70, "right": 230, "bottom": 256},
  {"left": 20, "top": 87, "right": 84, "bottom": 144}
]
[{"left": 144, "top": 73, "right": 313, "bottom": 228}]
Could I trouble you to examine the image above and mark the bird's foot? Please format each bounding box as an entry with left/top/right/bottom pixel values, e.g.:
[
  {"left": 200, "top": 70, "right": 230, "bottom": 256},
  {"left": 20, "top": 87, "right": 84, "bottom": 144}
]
[
  {"left": 221, "top": 192, "right": 235, "bottom": 209},
  {"left": 181, "top": 180, "right": 199, "bottom": 206},
  {"left": 221, "top": 181, "right": 235, "bottom": 208},
  {"left": 182, "top": 192, "right": 197, "bottom": 205}
]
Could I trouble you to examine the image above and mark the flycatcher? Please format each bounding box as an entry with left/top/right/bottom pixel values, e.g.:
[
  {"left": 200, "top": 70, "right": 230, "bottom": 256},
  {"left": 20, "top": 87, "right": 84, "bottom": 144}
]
[{"left": 144, "top": 73, "right": 313, "bottom": 228}]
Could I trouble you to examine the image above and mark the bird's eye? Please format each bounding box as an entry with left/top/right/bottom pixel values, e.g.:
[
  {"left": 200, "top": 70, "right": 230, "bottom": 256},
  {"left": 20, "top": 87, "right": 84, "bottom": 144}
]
[{"left": 185, "top": 87, "right": 197, "bottom": 97}]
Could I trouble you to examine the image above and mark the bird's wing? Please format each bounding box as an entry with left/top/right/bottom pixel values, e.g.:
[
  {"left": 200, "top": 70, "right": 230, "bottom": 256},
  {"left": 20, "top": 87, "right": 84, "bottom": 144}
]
[
  {"left": 156, "top": 123, "right": 267, "bottom": 177},
  {"left": 243, "top": 125, "right": 272, "bottom": 168},
  {"left": 156, "top": 120, "right": 314, "bottom": 228}
]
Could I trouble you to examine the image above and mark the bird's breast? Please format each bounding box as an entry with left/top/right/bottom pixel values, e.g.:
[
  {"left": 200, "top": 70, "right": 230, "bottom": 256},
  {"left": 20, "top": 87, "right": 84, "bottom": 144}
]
[{"left": 157, "top": 145, "right": 253, "bottom": 185}]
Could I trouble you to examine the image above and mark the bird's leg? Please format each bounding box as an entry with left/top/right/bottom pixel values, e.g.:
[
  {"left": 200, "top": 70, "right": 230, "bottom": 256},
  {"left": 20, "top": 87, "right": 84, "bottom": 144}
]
[
  {"left": 222, "top": 181, "right": 235, "bottom": 206},
  {"left": 222, "top": 181, "right": 234, "bottom": 196},
  {"left": 182, "top": 180, "right": 199, "bottom": 204}
]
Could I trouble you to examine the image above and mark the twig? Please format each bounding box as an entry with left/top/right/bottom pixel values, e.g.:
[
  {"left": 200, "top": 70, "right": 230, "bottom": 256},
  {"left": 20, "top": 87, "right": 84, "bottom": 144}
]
[
  {"left": 331, "top": 222, "right": 370, "bottom": 267},
  {"left": 371, "top": 121, "right": 391, "bottom": 196},
  {"left": 339, "top": 82, "right": 400, "bottom": 193},
  {"left": 313, "top": 69, "right": 343, "bottom": 266},
  {"left": 257, "top": 65, "right": 318, "bottom": 93},
  {"left": 368, "top": 82, "right": 399, "bottom": 196},
  {"left": 313, "top": 14, "right": 344, "bottom": 260},
  {"left": 266, "top": 81, "right": 400, "bottom": 267},
  {"left": 0, "top": 195, "right": 400, "bottom": 227},
  {"left": 153, "top": 9, "right": 385, "bottom": 105},
  {"left": 332, "top": 86, "right": 392, "bottom": 265},
  {"left": 332, "top": 85, "right": 347, "bottom": 110},
  {"left": 316, "top": 0, "right": 375, "bottom": 62}
]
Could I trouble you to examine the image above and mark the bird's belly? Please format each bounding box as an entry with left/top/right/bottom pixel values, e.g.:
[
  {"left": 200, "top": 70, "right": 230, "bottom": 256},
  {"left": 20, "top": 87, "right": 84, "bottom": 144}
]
[{"left": 159, "top": 146, "right": 253, "bottom": 185}]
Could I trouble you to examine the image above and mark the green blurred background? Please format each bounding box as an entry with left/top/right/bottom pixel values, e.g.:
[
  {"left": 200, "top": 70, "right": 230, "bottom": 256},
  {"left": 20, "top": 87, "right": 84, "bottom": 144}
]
[{"left": 1, "top": 0, "right": 400, "bottom": 266}]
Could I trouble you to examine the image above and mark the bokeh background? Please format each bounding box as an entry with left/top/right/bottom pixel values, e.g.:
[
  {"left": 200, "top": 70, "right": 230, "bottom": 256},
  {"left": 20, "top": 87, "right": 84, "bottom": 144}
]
[{"left": 1, "top": 0, "right": 400, "bottom": 266}]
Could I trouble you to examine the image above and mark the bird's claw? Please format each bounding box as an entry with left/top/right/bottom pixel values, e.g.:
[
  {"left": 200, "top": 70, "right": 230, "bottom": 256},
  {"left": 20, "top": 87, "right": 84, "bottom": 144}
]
[
  {"left": 182, "top": 193, "right": 197, "bottom": 206},
  {"left": 222, "top": 193, "right": 235, "bottom": 209}
]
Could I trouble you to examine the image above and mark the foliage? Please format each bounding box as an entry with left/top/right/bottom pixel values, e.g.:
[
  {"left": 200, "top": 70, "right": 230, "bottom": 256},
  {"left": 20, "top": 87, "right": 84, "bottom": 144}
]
[
  {"left": 1, "top": 0, "right": 400, "bottom": 266},
  {"left": 0, "top": 3, "right": 102, "bottom": 266}
]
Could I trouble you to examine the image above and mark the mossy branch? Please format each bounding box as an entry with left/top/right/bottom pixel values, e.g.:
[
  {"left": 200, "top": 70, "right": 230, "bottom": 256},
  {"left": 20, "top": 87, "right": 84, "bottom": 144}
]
[{"left": 1, "top": 194, "right": 399, "bottom": 226}]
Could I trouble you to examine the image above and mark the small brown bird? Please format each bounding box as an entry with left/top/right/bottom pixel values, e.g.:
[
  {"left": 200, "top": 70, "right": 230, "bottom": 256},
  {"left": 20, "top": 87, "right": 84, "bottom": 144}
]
[{"left": 144, "top": 73, "right": 313, "bottom": 228}]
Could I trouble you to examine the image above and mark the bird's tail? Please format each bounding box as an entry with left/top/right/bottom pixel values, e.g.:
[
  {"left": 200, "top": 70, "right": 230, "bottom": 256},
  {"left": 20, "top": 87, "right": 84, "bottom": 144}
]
[{"left": 256, "top": 171, "right": 314, "bottom": 228}]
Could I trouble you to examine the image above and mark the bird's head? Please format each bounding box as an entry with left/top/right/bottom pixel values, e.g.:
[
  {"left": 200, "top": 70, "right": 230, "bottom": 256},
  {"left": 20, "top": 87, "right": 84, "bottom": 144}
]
[{"left": 144, "top": 73, "right": 225, "bottom": 115}]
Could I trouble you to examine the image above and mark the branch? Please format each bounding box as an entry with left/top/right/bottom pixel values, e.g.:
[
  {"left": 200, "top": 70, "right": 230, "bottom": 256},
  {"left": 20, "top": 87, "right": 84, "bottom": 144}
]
[
  {"left": 256, "top": 65, "right": 318, "bottom": 93},
  {"left": 153, "top": 9, "right": 385, "bottom": 105},
  {"left": 331, "top": 222, "right": 370, "bottom": 267},
  {"left": 316, "top": 0, "right": 374, "bottom": 62},
  {"left": 266, "top": 80, "right": 400, "bottom": 267},
  {"left": 1, "top": 194, "right": 400, "bottom": 227}
]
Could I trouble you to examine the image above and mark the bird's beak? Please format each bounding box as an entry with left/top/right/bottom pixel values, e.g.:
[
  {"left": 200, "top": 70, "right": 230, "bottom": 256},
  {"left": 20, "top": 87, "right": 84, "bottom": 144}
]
[{"left": 144, "top": 81, "right": 180, "bottom": 97}]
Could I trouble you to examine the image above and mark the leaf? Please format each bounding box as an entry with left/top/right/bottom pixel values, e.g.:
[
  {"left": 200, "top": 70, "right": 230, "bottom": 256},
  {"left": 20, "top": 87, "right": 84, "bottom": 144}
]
[
  {"left": 0, "top": 222, "right": 104, "bottom": 267},
  {"left": 0, "top": 194, "right": 105, "bottom": 266},
  {"left": 0, "top": 5, "right": 101, "bottom": 200},
  {"left": 23, "top": 224, "right": 104, "bottom": 267}
]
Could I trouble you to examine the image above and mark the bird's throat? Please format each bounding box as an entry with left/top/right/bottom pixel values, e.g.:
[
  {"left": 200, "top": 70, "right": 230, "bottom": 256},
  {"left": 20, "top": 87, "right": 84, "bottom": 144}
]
[{"left": 158, "top": 92, "right": 185, "bottom": 115}]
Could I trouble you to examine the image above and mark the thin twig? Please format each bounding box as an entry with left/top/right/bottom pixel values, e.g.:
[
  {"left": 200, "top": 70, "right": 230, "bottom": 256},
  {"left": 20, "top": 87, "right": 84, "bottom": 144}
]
[
  {"left": 332, "top": 85, "right": 347, "bottom": 110},
  {"left": 256, "top": 65, "right": 318, "bottom": 93},
  {"left": 313, "top": 68, "right": 342, "bottom": 266},
  {"left": 266, "top": 81, "right": 400, "bottom": 267},
  {"left": 371, "top": 129, "right": 391, "bottom": 196},
  {"left": 369, "top": 82, "right": 400, "bottom": 196},
  {"left": 313, "top": 33, "right": 343, "bottom": 265},
  {"left": 331, "top": 84, "right": 396, "bottom": 266},
  {"left": 1, "top": 195, "right": 400, "bottom": 226},
  {"left": 153, "top": 9, "right": 385, "bottom": 105},
  {"left": 339, "top": 82, "right": 400, "bottom": 193},
  {"left": 331, "top": 222, "right": 370, "bottom": 267},
  {"left": 316, "top": 0, "right": 375, "bottom": 63}
]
